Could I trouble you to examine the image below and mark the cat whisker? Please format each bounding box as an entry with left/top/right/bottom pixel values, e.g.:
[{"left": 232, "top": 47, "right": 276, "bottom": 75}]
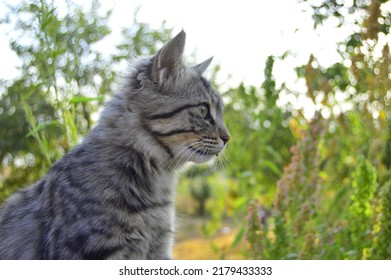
[
  {"left": 163, "top": 139, "right": 197, "bottom": 169},
  {"left": 172, "top": 140, "right": 208, "bottom": 170},
  {"left": 219, "top": 154, "right": 231, "bottom": 171}
]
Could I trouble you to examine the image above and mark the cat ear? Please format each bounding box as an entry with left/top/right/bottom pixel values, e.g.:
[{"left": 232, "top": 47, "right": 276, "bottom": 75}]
[
  {"left": 192, "top": 56, "right": 213, "bottom": 77},
  {"left": 152, "top": 30, "right": 186, "bottom": 85}
]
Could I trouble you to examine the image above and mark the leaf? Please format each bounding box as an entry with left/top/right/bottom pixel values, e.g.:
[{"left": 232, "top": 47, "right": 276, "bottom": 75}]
[
  {"left": 233, "top": 196, "right": 247, "bottom": 211},
  {"left": 260, "top": 159, "right": 282, "bottom": 176},
  {"left": 63, "top": 110, "right": 78, "bottom": 147},
  {"left": 266, "top": 146, "right": 283, "bottom": 162},
  {"left": 68, "top": 96, "right": 104, "bottom": 104},
  {"left": 26, "top": 120, "right": 59, "bottom": 138},
  {"left": 21, "top": 82, "right": 45, "bottom": 100},
  {"left": 231, "top": 227, "right": 245, "bottom": 249}
]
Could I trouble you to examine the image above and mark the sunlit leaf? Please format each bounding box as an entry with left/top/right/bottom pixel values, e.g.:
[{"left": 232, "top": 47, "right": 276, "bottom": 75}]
[
  {"left": 231, "top": 227, "right": 245, "bottom": 249},
  {"left": 68, "top": 96, "right": 104, "bottom": 104},
  {"left": 26, "top": 120, "right": 59, "bottom": 138}
]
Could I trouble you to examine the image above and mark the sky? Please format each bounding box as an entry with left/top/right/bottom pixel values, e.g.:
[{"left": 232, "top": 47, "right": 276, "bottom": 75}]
[
  {"left": 104, "top": 0, "right": 350, "bottom": 88},
  {"left": 0, "top": 0, "right": 353, "bottom": 115}
]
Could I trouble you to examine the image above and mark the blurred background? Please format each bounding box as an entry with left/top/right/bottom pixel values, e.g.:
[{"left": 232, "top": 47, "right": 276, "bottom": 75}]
[{"left": 0, "top": 0, "right": 390, "bottom": 259}]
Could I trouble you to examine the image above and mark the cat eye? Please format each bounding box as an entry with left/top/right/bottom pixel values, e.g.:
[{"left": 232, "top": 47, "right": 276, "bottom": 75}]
[{"left": 199, "top": 105, "right": 209, "bottom": 119}]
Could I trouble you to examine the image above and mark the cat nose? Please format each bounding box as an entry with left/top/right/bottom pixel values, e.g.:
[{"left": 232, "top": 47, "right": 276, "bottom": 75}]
[
  {"left": 220, "top": 132, "right": 230, "bottom": 145},
  {"left": 218, "top": 125, "right": 230, "bottom": 145}
]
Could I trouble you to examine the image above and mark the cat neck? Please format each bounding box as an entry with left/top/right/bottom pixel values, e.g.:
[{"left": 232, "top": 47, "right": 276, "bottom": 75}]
[{"left": 86, "top": 124, "right": 179, "bottom": 177}]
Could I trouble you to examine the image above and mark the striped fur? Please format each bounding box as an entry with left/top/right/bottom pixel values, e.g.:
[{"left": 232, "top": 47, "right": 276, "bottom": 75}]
[{"left": 0, "top": 31, "right": 230, "bottom": 259}]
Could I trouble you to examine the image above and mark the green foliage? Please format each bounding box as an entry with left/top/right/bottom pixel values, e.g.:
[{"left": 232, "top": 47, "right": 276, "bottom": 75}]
[
  {"left": 190, "top": 180, "right": 211, "bottom": 217},
  {"left": 348, "top": 157, "right": 377, "bottom": 259},
  {"left": 183, "top": 164, "right": 213, "bottom": 216},
  {"left": 115, "top": 12, "right": 173, "bottom": 59},
  {"left": 245, "top": 0, "right": 391, "bottom": 260},
  {"left": 247, "top": 113, "right": 326, "bottom": 259},
  {"left": 383, "top": 122, "right": 391, "bottom": 169},
  {"left": 224, "top": 56, "right": 295, "bottom": 194},
  {"left": 371, "top": 179, "right": 391, "bottom": 259}
]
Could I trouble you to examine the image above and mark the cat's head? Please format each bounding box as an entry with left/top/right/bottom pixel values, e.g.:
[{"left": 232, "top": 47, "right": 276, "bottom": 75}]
[{"left": 122, "top": 30, "right": 230, "bottom": 167}]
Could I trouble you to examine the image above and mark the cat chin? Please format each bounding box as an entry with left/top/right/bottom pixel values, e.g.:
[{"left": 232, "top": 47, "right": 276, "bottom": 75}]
[{"left": 189, "top": 154, "right": 215, "bottom": 164}]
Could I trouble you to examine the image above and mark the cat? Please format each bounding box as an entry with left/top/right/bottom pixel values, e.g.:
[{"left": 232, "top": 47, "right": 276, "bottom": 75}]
[{"left": 0, "top": 30, "right": 230, "bottom": 259}]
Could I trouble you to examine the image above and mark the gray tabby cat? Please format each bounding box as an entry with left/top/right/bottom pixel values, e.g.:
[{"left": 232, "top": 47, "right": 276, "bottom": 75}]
[{"left": 0, "top": 30, "right": 230, "bottom": 259}]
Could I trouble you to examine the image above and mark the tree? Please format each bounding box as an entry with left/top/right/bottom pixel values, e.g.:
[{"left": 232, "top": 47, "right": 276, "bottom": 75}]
[{"left": 0, "top": 0, "right": 172, "bottom": 202}]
